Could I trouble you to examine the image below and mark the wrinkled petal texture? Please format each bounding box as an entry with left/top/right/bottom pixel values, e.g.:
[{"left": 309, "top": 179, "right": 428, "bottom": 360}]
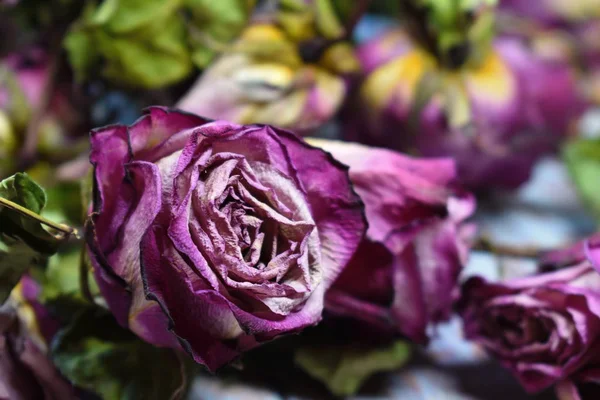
[
  {"left": 87, "top": 107, "right": 365, "bottom": 370},
  {"left": 313, "top": 139, "right": 474, "bottom": 343},
  {"left": 458, "top": 239, "right": 600, "bottom": 393}
]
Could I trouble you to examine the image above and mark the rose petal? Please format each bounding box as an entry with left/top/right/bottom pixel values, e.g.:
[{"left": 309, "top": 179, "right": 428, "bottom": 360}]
[{"left": 274, "top": 131, "right": 367, "bottom": 287}]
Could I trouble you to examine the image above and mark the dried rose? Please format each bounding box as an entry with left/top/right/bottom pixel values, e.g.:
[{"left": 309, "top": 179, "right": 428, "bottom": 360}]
[
  {"left": 458, "top": 238, "right": 600, "bottom": 394},
  {"left": 86, "top": 107, "right": 366, "bottom": 371},
  {"left": 309, "top": 139, "right": 475, "bottom": 343}
]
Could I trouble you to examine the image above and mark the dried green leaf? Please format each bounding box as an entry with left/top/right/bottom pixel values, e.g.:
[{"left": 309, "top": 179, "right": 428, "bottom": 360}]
[
  {"left": 295, "top": 341, "right": 411, "bottom": 396},
  {"left": 564, "top": 138, "right": 600, "bottom": 220},
  {"left": 52, "top": 308, "right": 187, "bottom": 400},
  {"left": 0, "top": 173, "right": 63, "bottom": 302}
]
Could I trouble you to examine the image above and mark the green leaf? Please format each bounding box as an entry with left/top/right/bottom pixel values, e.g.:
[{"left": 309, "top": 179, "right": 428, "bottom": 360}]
[
  {"left": 0, "top": 236, "right": 47, "bottom": 303},
  {"left": 0, "top": 173, "right": 62, "bottom": 250},
  {"left": 64, "top": 0, "right": 193, "bottom": 88},
  {"left": 43, "top": 182, "right": 85, "bottom": 226},
  {"left": 97, "top": 15, "right": 192, "bottom": 88},
  {"left": 314, "top": 0, "right": 344, "bottom": 39},
  {"left": 411, "top": 0, "right": 497, "bottom": 68},
  {"left": 52, "top": 308, "right": 187, "bottom": 400},
  {"left": 0, "top": 173, "right": 65, "bottom": 303},
  {"left": 0, "top": 173, "right": 46, "bottom": 214},
  {"left": 295, "top": 341, "right": 411, "bottom": 396},
  {"left": 564, "top": 138, "right": 600, "bottom": 219},
  {"left": 102, "top": 0, "right": 181, "bottom": 33},
  {"left": 64, "top": 29, "right": 98, "bottom": 83},
  {"left": 277, "top": 0, "right": 348, "bottom": 42},
  {"left": 40, "top": 246, "right": 100, "bottom": 309},
  {"left": 42, "top": 250, "right": 82, "bottom": 300},
  {"left": 185, "top": 0, "right": 256, "bottom": 68}
]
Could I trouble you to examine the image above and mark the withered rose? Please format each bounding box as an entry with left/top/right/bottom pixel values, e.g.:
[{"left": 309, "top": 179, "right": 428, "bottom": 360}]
[
  {"left": 458, "top": 238, "right": 600, "bottom": 394},
  {"left": 86, "top": 107, "right": 366, "bottom": 370},
  {"left": 310, "top": 139, "right": 475, "bottom": 343}
]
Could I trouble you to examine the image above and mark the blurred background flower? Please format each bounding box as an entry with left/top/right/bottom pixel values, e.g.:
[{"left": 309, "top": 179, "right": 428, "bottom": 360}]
[
  {"left": 177, "top": 1, "right": 361, "bottom": 133},
  {"left": 347, "top": 1, "right": 585, "bottom": 190}
]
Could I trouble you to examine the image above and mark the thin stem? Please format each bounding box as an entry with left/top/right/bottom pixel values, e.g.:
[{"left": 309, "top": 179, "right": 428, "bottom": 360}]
[
  {"left": 169, "top": 351, "right": 188, "bottom": 400},
  {"left": 473, "top": 237, "right": 540, "bottom": 259},
  {"left": 0, "top": 197, "right": 78, "bottom": 239},
  {"left": 79, "top": 246, "right": 95, "bottom": 304}
]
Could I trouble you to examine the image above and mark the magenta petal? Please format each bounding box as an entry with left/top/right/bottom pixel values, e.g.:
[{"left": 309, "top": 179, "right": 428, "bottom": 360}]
[
  {"left": 89, "top": 124, "right": 131, "bottom": 252},
  {"left": 110, "top": 161, "right": 163, "bottom": 279},
  {"left": 130, "top": 107, "right": 211, "bottom": 162},
  {"left": 556, "top": 380, "right": 583, "bottom": 400},
  {"left": 309, "top": 139, "right": 459, "bottom": 242},
  {"left": 140, "top": 225, "right": 251, "bottom": 371},
  {"left": 128, "top": 298, "right": 179, "bottom": 349},
  {"left": 227, "top": 282, "right": 325, "bottom": 338},
  {"left": 324, "top": 288, "right": 393, "bottom": 332},
  {"left": 389, "top": 244, "right": 428, "bottom": 343},
  {"left": 275, "top": 132, "right": 367, "bottom": 287},
  {"left": 86, "top": 160, "right": 165, "bottom": 331},
  {"left": 328, "top": 240, "right": 394, "bottom": 305},
  {"left": 86, "top": 222, "right": 131, "bottom": 327}
]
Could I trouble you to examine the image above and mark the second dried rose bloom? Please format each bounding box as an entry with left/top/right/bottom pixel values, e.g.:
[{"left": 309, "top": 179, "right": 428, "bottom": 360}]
[
  {"left": 86, "top": 107, "right": 366, "bottom": 371},
  {"left": 310, "top": 139, "right": 475, "bottom": 343}
]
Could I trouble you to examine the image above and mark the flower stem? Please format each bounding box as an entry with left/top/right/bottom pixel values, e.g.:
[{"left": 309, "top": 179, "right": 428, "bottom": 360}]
[
  {"left": 79, "top": 245, "right": 95, "bottom": 304},
  {"left": 0, "top": 196, "right": 78, "bottom": 239}
]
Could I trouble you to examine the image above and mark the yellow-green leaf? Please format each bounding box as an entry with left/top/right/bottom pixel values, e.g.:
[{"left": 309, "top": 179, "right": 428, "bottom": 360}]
[{"left": 295, "top": 341, "right": 411, "bottom": 396}]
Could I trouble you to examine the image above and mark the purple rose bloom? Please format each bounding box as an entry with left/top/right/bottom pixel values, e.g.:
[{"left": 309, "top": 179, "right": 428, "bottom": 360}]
[
  {"left": 458, "top": 238, "right": 600, "bottom": 394},
  {"left": 350, "top": 29, "right": 585, "bottom": 189},
  {"left": 308, "top": 139, "right": 475, "bottom": 343},
  {"left": 86, "top": 107, "right": 366, "bottom": 371},
  {"left": 0, "top": 278, "right": 75, "bottom": 400}
]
